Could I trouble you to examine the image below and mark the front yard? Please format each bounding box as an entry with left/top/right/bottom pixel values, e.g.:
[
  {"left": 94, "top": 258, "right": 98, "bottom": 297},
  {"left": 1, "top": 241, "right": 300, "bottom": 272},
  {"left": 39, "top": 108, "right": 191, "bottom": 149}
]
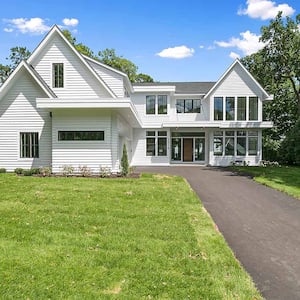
[
  {"left": 232, "top": 166, "right": 300, "bottom": 200},
  {"left": 0, "top": 173, "right": 261, "bottom": 299}
]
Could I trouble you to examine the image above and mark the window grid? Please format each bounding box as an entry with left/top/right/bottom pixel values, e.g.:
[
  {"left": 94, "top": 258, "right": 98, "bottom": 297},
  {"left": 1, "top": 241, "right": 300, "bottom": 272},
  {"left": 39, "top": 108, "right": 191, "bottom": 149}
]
[
  {"left": 146, "top": 95, "right": 168, "bottom": 115},
  {"left": 53, "top": 63, "right": 64, "bottom": 88},
  {"left": 20, "top": 132, "right": 39, "bottom": 158},
  {"left": 146, "top": 131, "right": 167, "bottom": 157},
  {"left": 176, "top": 99, "right": 201, "bottom": 114}
]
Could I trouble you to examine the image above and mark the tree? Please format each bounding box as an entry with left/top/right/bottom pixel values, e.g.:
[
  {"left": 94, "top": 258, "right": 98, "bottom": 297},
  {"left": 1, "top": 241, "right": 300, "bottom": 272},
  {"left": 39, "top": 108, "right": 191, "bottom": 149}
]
[
  {"left": 121, "top": 144, "right": 129, "bottom": 176},
  {"left": 62, "top": 30, "right": 154, "bottom": 83},
  {"left": 241, "top": 13, "right": 300, "bottom": 162},
  {"left": 0, "top": 46, "right": 31, "bottom": 84}
]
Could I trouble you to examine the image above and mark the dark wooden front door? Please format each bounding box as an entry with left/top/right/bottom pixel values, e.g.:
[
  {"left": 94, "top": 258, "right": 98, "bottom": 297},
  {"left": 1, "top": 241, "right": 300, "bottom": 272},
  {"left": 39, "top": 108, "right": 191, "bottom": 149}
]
[{"left": 183, "top": 138, "right": 193, "bottom": 162}]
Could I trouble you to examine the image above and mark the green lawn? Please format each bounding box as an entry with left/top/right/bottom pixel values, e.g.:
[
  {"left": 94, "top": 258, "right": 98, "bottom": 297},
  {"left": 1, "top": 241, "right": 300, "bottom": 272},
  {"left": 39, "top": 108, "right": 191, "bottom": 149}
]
[
  {"left": 0, "top": 173, "right": 262, "bottom": 299},
  {"left": 232, "top": 166, "right": 300, "bottom": 199}
]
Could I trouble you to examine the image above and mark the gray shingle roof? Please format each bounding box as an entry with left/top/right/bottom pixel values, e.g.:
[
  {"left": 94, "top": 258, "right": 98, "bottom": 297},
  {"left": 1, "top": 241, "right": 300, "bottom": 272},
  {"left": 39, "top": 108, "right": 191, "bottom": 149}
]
[{"left": 133, "top": 82, "right": 216, "bottom": 94}]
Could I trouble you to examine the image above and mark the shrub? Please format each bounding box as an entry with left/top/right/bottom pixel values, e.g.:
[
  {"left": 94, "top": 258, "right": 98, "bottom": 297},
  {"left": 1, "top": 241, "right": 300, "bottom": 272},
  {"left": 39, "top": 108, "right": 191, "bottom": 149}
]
[
  {"left": 0, "top": 168, "right": 6, "bottom": 173},
  {"left": 121, "top": 144, "right": 129, "bottom": 177},
  {"left": 23, "top": 169, "right": 33, "bottom": 176},
  {"left": 99, "top": 166, "right": 111, "bottom": 178},
  {"left": 61, "top": 165, "right": 75, "bottom": 177},
  {"left": 78, "top": 165, "right": 92, "bottom": 177},
  {"left": 31, "top": 168, "right": 41, "bottom": 175},
  {"left": 14, "top": 168, "right": 24, "bottom": 175},
  {"left": 40, "top": 166, "right": 52, "bottom": 177}
]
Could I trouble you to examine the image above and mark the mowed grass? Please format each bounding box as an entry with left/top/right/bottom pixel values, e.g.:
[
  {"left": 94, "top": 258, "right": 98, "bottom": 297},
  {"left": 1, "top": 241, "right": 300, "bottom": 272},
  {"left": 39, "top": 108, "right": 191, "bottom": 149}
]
[
  {"left": 232, "top": 166, "right": 300, "bottom": 200},
  {"left": 0, "top": 173, "right": 262, "bottom": 299}
]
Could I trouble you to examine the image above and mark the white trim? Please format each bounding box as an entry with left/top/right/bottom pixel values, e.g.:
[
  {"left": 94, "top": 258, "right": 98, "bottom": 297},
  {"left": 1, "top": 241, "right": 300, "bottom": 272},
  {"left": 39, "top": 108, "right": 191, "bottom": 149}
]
[
  {"left": 133, "top": 86, "right": 176, "bottom": 93},
  {"left": 27, "top": 25, "right": 117, "bottom": 98}
]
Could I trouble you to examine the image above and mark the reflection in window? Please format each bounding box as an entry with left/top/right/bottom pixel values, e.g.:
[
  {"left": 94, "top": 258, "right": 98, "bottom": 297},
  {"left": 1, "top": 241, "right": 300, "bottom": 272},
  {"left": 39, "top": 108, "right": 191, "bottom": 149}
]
[
  {"left": 214, "top": 97, "right": 223, "bottom": 120},
  {"left": 226, "top": 97, "right": 235, "bottom": 120}
]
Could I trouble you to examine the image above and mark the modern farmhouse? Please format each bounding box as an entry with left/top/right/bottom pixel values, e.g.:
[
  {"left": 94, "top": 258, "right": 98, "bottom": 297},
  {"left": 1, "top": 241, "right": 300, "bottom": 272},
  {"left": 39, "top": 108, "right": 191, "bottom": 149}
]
[{"left": 0, "top": 25, "right": 273, "bottom": 173}]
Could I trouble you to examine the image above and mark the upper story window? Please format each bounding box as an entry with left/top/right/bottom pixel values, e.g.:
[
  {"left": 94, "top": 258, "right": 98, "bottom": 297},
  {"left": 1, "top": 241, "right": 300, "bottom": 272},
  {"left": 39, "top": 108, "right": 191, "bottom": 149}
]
[
  {"left": 146, "top": 95, "right": 167, "bottom": 115},
  {"left": 214, "top": 96, "right": 258, "bottom": 121},
  {"left": 53, "top": 63, "right": 64, "bottom": 88},
  {"left": 58, "top": 131, "right": 104, "bottom": 141},
  {"left": 176, "top": 99, "right": 201, "bottom": 113}
]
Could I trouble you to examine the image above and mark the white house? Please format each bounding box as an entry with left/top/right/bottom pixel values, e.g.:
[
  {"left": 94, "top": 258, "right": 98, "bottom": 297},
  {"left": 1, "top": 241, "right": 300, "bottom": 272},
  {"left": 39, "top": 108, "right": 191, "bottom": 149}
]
[{"left": 0, "top": 25, "right": 273, "bottom": 173}]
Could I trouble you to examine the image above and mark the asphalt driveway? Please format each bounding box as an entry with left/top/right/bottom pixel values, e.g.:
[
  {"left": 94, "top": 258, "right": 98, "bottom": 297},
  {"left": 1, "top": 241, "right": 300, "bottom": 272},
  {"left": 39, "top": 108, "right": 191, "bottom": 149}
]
[{"left": 136, "top": 166, "right": 300, "bottom": 300}]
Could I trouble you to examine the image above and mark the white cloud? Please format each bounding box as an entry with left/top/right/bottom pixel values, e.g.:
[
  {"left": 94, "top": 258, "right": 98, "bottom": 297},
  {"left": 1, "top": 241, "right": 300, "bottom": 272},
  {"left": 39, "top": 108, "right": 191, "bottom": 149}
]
[
  {"left": 215, "top": 30, "right": 265, "bottom": 56},
  {"left": 199, "top": 45, "right": 205, "bottom": 49},
  {"left": 156, "top": 45, "right": 195, "bottom": 59},
  {"left": 230, "top": 52, "right": 241, "bottom": 59},
  {"left": 62, "top": 18, "right": 79, "bottom": 27},
  {"left": 238, "top": 0, "right": 295, "bottom": 20},
  {"left": 3, "top": 18, "right": 51, "bottom": 34}
]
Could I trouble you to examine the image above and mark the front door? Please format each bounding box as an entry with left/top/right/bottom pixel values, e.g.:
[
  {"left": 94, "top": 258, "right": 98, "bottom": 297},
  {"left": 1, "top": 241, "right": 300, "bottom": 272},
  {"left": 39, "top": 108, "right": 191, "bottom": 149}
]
[{"left": 183, "top": 138, "right": 193, "bottom": 162}]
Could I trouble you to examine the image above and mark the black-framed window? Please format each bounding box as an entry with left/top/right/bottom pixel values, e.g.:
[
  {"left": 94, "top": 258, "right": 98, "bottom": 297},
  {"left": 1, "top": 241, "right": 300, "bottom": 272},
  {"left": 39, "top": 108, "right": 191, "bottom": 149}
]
[
  {"left": 58, "top": 131, "right": 104, "bottom": 141},
  {"left": 158, "top": 95, "right": 167, "bottom": 114},
  {"left": 237, "top": 97, "right": 246, "bottom": 120},
  {"left": 214, "top": 97, "right": 223, "bottom": 120},
  {"left": 146, "top": 96, "right": 156, "bottom": 114},
  {"left": 146, "top": 131, "right": 167, "bottom": 156},
  {"left": 226, "top": 97, "right": 235, "bottom": 120},
  {"left": 176, "top": 99, "right": 201, "bottom": 113},
  {"left": 146, "top": 95, "right": 168, "bottom": 115},
  {"left": 249, "top": 97, "right": 258, "bottom": 120},
  {"left": 20, "top": 132, "right": 39, "bottom": 158},
  {"left": 53, "top": 63, "right": 64, "bottom": 88}
]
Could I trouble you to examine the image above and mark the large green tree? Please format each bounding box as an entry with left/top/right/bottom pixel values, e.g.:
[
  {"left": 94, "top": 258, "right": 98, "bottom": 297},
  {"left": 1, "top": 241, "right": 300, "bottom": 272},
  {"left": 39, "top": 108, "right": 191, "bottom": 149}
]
[
  {"left": 241, "top": 12, "right": 300, "bottom": 162},
  {"left": 0, "top": 46, "right": 31, "bottom": 84}
]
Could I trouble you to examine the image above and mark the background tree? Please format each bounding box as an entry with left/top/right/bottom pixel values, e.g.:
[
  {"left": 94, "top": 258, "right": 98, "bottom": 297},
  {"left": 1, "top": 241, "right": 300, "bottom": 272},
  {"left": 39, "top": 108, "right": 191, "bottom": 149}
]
[
  {"left": 241, "top": 12, "right": 300, "bottom": 163},
  {"left": 0, "top": 46, "right": 31, "bottom": 84}
]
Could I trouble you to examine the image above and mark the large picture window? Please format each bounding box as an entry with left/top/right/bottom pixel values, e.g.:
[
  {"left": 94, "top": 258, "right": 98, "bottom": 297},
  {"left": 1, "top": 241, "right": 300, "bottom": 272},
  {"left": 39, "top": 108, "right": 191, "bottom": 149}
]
[
  {"left": 53, "top": 63, "right": 64, "bottom": 88},
  {"left": 58, "top": 131, "right": 104, "bottom": 141},
  {"left": 176, "top": 99, "right": 201, "bottom": 113},
  {"left": 20, "top": 132, "right": 39, "bottom": 158},
  {"left": 146, "top": 131, "right": 167, "bottom": 156}
]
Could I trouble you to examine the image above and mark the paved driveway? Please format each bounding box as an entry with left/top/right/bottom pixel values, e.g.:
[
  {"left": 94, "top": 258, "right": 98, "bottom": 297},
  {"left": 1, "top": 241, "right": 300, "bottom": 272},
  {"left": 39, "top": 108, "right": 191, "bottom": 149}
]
[{"left": 136, "top": 166, "right": 300, "bottom": 300}]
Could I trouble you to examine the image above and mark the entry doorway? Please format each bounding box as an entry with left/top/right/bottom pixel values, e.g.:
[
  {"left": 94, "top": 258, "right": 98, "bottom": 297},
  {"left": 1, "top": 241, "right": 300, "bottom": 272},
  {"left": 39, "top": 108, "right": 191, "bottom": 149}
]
[{"left": 183, "top": 138, "right": 193, "bottom": 162}]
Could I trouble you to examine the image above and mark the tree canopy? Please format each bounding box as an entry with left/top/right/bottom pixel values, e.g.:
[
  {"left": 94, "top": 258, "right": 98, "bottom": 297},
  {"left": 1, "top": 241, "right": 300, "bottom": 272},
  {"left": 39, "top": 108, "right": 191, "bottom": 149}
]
[{"left": 241, "top": 12, "right": 300, "bottom": 163}]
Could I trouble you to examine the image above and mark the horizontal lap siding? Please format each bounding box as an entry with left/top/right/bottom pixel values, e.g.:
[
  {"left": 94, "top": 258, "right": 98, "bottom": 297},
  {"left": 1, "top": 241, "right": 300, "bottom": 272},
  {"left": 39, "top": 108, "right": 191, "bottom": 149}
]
[
  {"left": 0, "top": 71, "right": 52, "bottom": 171},
  {"left": 52, "top": 110, "right": 116, "bottom": 173},
  {"left": 87, "top": 61, "right": 124, "bottom": 98},
  {"left": 32, "top": 34, "right": 111, "bottom": 99}
]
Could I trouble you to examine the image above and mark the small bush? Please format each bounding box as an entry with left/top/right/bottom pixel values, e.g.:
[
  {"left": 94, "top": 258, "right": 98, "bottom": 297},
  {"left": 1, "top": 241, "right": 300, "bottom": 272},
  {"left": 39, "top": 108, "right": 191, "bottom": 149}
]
[
  {"left": 99, "top": 166, "right": 111, "bottom": 178},
  {"left": 31, "top": 168, "right": 41, "bottom": 175},
  {"left": 61, "top": 165, "right": 75, "bottom": 177},
  {"left": 40, "top": 166, "right": 52, "bottom": 177},
  {"left": 78, "top": 165, "right": 92, "bottom": 177},
  {"left": 14, "top": 168, "right": 24, "bottom": 175},
  {"left": 0, "top": 168, "right": 6, "bottom": 173},
  {"left": 23, "top": 169, "right": 33, "bottom": 176}
]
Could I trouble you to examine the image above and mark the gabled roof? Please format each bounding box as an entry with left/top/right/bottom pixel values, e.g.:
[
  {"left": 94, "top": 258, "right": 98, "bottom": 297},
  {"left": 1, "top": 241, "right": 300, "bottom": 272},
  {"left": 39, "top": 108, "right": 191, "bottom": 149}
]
[
  {"left": 133, "top": 82, "right": 215, "bottom": 95},
  {"left": 0, "top": 60, "right": 56, "bottom": 99},
  {"left": 27, "top": 25, "right": 117, "bottom": 98},
  {"left": 204, "top": 59, "right": 272, "bottom": 100}
]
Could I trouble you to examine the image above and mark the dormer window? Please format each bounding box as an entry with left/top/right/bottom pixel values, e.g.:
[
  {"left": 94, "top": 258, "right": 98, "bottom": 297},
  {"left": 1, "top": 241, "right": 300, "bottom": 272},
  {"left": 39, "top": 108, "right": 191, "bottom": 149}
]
[{"left": 53, "top": 63, "right": 64, "bottom": 88}]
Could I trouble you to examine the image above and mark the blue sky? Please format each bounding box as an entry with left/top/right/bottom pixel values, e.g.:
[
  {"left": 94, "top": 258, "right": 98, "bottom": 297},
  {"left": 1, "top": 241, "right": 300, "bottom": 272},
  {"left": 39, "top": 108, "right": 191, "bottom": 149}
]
[{"left": 0, "top": 0, "right": 299, "bottom": 82}]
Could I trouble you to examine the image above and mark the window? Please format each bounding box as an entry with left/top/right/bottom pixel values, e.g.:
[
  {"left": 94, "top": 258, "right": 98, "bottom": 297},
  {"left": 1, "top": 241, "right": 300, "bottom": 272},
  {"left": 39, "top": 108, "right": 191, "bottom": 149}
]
[
  {"left": 237, "top": 131, "right": 246, "bottom": 156},
  {"left": 176, "top": 99, "right": 201, "bottom": 113},
  {"left": 146, "top": 96, "right": 155, "bottom": 114},
  {"left": 146, "top": 95, "right": 168, "bottom": 115},
  {"left": 158, "top": 95, "right": 167, "bottom": 114},
  {"left": 146, "top": 131, "right": 167, "bottom": 156},
  {"left": 237, "top": 97, "right": 246, "bottom": 120},
  {"left": 58, "top": 131, "right": 104, "bottom": 141},
  {"left": 213, "top": 131, "right": 223, "bottom": 156},
  {"left": 226, "top": 97, "right": 235, "bottom": 120},
  {"left": 20, "top": 132, "right": 39, "bottom": 158},
  {"left": 214, "top": 97, "right": 223, "bottom": 120},
  {"left": 249, "top": 97, "right": 258, "bottom": 120},
  {"left": 53, "top": 63, "right": 64, "bottom": 88},
  {"left": 225, "top": 131, "right": 235, "bottom": 155},
  {"left": 171, "top": 138, "right": 181, "bottom": 161},
  {"left": 248, "top": 131, "right": 258, "bottom": 155}
]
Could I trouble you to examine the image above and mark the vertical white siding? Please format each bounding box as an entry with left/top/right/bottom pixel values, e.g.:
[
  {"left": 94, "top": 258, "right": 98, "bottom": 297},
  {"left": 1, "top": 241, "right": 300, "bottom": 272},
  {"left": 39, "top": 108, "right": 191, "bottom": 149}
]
[
  {"left": 31, "top": 34, "right": 112, "bottom": 99},
  {"left": 52, "top": 109, "right": 120, "bottom": 173},
  {"left": 0, "top": 70, "right": 52, "bottom": 171},
  {"left": 86, "top": 60, "right": 125, "bottom": 98}
]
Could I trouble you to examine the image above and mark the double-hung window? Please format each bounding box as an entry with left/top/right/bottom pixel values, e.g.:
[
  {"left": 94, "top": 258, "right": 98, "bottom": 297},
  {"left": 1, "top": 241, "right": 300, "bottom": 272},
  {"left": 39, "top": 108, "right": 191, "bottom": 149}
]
[
  {"left": 20, "top": 132, "right": 39, "bottom": 158},
  {"left": 146, "top": 131, "right": 167, "bottom": 156},
  {"left": 53, "top": 63, "right": 64, "bottom": 88}
]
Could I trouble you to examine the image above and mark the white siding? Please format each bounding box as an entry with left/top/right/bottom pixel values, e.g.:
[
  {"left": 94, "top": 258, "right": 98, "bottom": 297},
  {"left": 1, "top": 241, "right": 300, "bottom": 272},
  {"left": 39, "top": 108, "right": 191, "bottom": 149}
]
[
  {"left": 131, "top": 128, "right": 170, "bottom": 166},
  {"left": 87, "top": 60, "right": 125, "bottom": 97},
  {"left": 31, "top": 34, "right": 112, "bottom": 99},
  {"left": 0, "top": 70, "right": 52, "bottom": 171},
  {"left": 51, "top": 109, "right": 120, "bottom": 173}
]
